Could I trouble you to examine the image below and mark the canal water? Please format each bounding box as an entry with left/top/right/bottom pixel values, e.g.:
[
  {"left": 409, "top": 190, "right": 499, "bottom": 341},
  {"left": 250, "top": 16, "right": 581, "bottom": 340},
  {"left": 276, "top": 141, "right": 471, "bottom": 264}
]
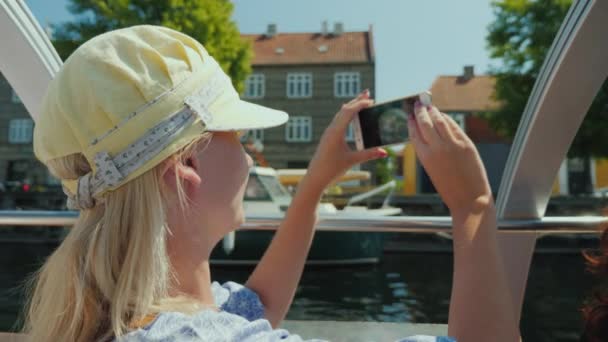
[{"left": 0, "top": 238, "right": 602, "bottom": 342}]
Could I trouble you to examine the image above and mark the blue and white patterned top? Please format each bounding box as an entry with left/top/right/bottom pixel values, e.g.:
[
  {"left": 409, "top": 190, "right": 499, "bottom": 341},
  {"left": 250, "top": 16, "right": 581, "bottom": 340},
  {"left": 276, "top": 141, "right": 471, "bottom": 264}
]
[{"left": 115, "top": 281, "right": 455, "bottom": 342}]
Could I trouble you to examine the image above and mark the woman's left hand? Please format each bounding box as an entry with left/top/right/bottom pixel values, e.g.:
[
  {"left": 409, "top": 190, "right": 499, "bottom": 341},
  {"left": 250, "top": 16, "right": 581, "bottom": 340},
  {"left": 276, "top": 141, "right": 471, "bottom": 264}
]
[{"left": 305, "top": 90, "right": 388, "bottom": 189}]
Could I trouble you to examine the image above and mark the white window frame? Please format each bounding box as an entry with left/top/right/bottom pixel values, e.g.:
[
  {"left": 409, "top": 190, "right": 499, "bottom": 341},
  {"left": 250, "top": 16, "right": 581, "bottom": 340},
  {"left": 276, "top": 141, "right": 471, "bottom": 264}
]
[
  {"left": 240, "top": 129, "right": 264, "bottom": 142},
  {"left": 448, "top": 113, "right": 466, "bottom": 131},
  {"left": 244, "top": 74, "right": 265, "bottom": 99},
  {"left": 285, "top": 116, "right": 312, "bottom": 142},
  {"left": 286, "top": 73, "right": 312, "bottom": 98},
  {"left": 345, "top": 122, "right": 355, "bottom": 142},
  {"left": 334, "top": 72, "right": 361, "bottom": 98},
  {"left": 8, "top": 118, "right": 33, "bottom": 144},
  {"left": 11, "top": 90, "right": 21, "bottom": 103}
]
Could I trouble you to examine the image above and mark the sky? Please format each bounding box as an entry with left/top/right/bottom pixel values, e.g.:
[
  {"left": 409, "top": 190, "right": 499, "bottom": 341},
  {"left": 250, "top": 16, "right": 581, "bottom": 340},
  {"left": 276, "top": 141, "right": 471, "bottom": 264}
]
[{"left": 25, "top": 0, "right": 498, "bottom": 101}]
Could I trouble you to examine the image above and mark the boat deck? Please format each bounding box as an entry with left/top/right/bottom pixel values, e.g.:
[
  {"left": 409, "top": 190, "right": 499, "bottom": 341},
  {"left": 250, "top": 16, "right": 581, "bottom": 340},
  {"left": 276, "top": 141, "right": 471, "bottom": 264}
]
[
  {"left": 282, "top": 321, "right": 448, "bottom": 341},
  {"left": 0, "top": 322, "right": 448, "bottom": 341}
]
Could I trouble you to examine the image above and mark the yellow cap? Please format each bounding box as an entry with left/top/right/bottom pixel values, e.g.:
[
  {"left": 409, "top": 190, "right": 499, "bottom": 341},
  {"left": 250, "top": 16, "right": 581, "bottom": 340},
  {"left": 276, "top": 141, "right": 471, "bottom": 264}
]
[{"left": 34, "top": 25, "right": 287, "bottom": 201}]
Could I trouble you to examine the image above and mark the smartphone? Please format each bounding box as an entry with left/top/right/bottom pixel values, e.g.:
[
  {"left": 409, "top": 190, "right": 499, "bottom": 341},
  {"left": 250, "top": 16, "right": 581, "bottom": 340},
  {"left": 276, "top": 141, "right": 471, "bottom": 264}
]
[{"left": 353, "top": 91, "right": 432, "bottom": 150}]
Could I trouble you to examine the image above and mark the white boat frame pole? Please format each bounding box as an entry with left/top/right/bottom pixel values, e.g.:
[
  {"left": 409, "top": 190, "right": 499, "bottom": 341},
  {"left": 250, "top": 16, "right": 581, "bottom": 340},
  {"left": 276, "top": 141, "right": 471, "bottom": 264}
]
[
  {"left": 495, "top": 0, "right": 608, "bottom": 324},
  {"left": 0, "top": 0, "right": 61, "bottom": 122}
]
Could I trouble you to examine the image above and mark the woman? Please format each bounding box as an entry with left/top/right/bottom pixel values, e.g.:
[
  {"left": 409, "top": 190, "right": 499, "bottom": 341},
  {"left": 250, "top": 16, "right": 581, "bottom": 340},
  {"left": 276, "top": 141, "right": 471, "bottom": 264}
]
[{"left": 23, "top": 25, "right": 517, "bottom": 341}]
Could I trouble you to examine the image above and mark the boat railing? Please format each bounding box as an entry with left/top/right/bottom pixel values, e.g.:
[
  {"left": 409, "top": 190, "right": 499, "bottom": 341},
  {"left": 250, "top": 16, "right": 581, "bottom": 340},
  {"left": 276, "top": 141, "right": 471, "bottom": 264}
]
[
  {"left": 0, "top": 210, "right": 605, "bottom": 234},
  {"left": 0, "top": 210, "right": 605, "bottom": 340}
]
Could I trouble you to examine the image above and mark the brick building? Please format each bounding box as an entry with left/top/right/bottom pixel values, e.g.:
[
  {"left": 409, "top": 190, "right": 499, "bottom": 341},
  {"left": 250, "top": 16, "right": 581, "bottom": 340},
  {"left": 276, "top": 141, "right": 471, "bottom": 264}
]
[
  {"left": 239, "top": 23, "right": 375, "bottom": 168},
  {"left": 0, "top": 73, "right": 52, "bottom": 189},
  {"left": 407, "top": 65, "right": 608, "bottom": 196},
  {"left": 0, "top": 23, "right": 375, "bottom": 191},
  {"left": 430, "top": 65, "right": 504, "bottom": 143}
]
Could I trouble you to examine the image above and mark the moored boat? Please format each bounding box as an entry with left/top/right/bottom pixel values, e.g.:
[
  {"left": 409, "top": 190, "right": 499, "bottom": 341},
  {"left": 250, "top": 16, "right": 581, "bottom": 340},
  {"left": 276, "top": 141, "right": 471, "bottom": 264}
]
[{"left": 211, "top": 167, "right": 401, "bottom": 265}]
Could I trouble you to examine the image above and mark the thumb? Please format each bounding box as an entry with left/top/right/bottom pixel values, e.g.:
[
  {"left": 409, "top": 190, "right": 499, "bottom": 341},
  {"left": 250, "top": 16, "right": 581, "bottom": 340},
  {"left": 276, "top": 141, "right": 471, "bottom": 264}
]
[{"left": 352, "top": 147, "right": 388, "bottom": 164}]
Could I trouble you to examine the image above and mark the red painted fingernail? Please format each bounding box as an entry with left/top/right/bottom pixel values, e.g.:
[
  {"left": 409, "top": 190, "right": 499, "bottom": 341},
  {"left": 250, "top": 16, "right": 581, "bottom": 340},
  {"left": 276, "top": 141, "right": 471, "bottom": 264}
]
[{"left": 377, "top": 149, "right": 388, "bottom": 157}]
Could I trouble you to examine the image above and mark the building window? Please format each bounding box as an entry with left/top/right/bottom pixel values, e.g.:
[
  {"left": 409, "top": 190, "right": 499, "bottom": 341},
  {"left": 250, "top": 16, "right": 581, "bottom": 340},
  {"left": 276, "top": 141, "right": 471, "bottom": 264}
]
[
  {"left": 448, "top": 113, "right": 466, "bottom": 131},
  {"left": 285, "top": 116, "right": 312, "bottom": 142},
  {"left": 334, "top": 72, "right": 361, "bottom": 97},
  {"left": 11, "top": 90, "right": 21, "bottom": 104},
  {"left": 8, "top": 119, "right": 33, "bottom": 144},
  {"left": 240, "top": 129, "right": 264, "bottom": 142},
  {"left": 345, "top": 122, "right": 355, "bottom": 142},
  {"left": 244, "top": 74, "right": 265, "bottom": 99},
  {"left": 286, "top": 73, "right": 312, "bottom": 98}
]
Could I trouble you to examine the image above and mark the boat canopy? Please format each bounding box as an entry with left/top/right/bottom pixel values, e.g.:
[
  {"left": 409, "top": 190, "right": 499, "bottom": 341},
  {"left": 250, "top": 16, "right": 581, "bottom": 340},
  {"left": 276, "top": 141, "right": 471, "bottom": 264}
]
[{"left": 277, "top": 169, "right": 371, "bottom": 186}]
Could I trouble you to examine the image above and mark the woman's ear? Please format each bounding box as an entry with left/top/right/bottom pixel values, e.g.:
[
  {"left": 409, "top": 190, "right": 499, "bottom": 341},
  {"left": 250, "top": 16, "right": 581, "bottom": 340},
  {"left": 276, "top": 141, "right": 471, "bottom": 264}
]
[{"left": 162, "top": 157, "right": 202, "bottom": 193}]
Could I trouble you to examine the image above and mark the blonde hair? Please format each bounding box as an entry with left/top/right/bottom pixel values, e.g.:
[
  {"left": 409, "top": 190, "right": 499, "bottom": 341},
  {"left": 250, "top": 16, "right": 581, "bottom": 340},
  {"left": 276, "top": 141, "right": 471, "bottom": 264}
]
[{"left": 22, "top": 133, "right": 212, "bottom": 342}]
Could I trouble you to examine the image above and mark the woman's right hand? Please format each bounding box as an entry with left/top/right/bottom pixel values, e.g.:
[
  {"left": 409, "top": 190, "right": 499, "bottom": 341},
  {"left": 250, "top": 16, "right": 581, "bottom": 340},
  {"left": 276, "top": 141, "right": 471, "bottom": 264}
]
[
  {"left": 304, "top": 90, "right": 387, "bottom": 191},
  {"left": 407, "top": 104, "right": 493, "bottom": 223}
]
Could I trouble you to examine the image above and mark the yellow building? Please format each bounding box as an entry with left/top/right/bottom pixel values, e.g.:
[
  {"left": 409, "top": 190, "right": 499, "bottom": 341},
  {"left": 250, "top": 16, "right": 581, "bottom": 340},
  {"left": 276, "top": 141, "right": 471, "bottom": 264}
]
[
  {"left": 400, "top": 66, "right": 608, "bottom": 196},
  {"left": 552, "top": 158, "right": 608, "bottom": 196}
]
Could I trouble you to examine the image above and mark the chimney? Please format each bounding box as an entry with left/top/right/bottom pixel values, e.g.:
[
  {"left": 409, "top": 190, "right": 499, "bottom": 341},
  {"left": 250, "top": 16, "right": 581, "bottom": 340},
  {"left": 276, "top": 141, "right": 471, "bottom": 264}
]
[
  {"left": 463, "top": 65, "right": 474, "bottom": 81},
  {"left": 333, "top": 22, "right": 344, "bottom": 36},
  {"left": 321, "top": 21, "right": 328, "bottom": 36},
  {"left": 266, "top": 24, "right": 277, "bottom": 38}
]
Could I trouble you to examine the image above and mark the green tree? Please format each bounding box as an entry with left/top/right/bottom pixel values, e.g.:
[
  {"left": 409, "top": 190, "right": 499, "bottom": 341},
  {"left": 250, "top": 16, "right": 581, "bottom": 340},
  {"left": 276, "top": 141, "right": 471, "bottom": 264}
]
[
  {"left": 52, "top": 0, "right": 252, "bottom": 92},
  {"left": 375, "top": 148, "right": 395, "bottom": 185},
  {"left": 486, "top": 0, "right": 608, "bottom": 159}
]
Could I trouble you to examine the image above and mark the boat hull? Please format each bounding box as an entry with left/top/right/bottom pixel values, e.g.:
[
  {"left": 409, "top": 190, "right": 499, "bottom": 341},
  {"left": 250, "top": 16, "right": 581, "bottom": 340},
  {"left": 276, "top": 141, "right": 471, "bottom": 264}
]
[{"left": 210, "top": 230, "right": 385, "bottom": 266}]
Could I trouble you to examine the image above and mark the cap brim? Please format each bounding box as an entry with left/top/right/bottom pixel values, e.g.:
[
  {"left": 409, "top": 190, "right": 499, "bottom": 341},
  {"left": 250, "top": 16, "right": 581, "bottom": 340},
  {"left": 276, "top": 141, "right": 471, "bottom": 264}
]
[{"left": 205, "top": 99, "right": 288, "bottom": 131}]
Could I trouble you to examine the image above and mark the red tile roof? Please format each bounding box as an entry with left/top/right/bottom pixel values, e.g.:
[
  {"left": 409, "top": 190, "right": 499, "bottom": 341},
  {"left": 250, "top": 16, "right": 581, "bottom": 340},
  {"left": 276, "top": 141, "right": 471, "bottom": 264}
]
[
  {"left": 430, "top": 72, "right": 509, "bottom": 143},
  {"left": 241, "top": 31, "right": 374, "bottom": 65},
  {"left": 466, "top": 115, "right": 507, "bottom": 143},
  {"left": 429, "top": 75, "right": 501, "bottom": 112}
]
